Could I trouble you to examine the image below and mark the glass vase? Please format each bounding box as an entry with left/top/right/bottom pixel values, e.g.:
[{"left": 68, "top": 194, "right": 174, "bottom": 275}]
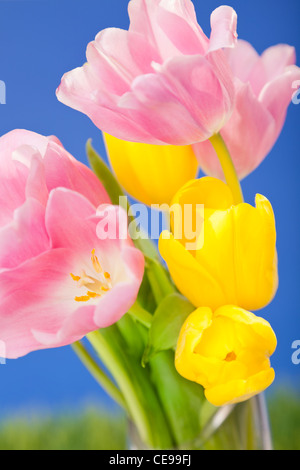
[{"left": 128, "top": 394, "right": 273, "bottom": 451}]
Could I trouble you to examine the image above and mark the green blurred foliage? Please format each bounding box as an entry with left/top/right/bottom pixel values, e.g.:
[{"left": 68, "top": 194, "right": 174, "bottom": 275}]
[
  {"left": 0, "top": 408, "right": 127, "bottom": 451},
  {"left": 268, "top": 388, "right": 300, "bottom": 450},
  {"left": 0, "top": 389, "right": 298, "bottom": 450}
]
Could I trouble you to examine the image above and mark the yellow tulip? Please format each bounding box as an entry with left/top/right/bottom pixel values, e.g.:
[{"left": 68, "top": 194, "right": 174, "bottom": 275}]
[
  {"left": 175, "top": 306, "right": 277, "bottom": 406},
  {"left": 103, "top": 133, "right": 198, "bottom": 206},
  {"left": 159, "top": 177, "right": 278, "bottom": 311}
]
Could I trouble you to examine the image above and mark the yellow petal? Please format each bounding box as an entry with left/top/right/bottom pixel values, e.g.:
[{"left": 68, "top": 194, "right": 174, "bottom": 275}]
[
  {"left": 160, "top": 177, "right": 278, "bottom": 311},
  {"left": 159, "top": 231, "right": 229, "bottom": 309},
  {"left": 175, "top": 306, "right": 277, "bottom": 406},
  {"left": 205, "top": 368, "right": 275, "bottom": 407},
  {"left": 104, "top": 133, "right": 198, "bottom": 206},
  {"left": 171, "top": 176, "right": 234, "bottom": 212}
]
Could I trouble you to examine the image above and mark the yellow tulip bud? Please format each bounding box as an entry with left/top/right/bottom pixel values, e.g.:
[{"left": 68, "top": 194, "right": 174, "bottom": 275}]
[
  {"left": 159, "top": 177, "right": 278, "bottom": 311},
  {"left": 175, "top": 306, "right": 277, "bottom": 406},
  {"left": 103, "top": 133, "right": 198, "bottom": 206}
]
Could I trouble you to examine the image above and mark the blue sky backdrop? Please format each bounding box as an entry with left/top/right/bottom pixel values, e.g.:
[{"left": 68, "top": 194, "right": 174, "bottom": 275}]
[{"left": 0, "top": 0, "right": 299, "bottom": 417}]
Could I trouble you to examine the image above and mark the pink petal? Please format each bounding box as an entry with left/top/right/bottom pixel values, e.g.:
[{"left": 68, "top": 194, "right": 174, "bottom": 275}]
[
  {"left": 259, "top": 65, "right": 300, "bottom": 135},
  {"left": 88, "top": 28, "right": 161, "bottom": 94},
  {"left": 119, "top": 54, "right": 234, "bottom": 144},
  {"left": 224, "top": 39, "right": 260, "bottom": 83},
  {"left": 25, "top": 154, "right": 49, "bottom": 206},
  {"left": 93, "top": 275, "right": 142, "bottom": 328},
  {"left": 155, "top": 0, "right": 209, "bottom": 56},
  {"left": 0, "top": 129, "right": 49, "bottom": 169},
  {"left": 208, "top": 6, "right": 238, "bottom": 53},
  {"left": 128, "top": 0, "right": 210, "bottom": 58},
  {"left": 260, "top": 44, "right": 296, "bottom": 81},
  {"left": 0, "top": 197, "right": 50, "bottom": 269},
  {"left": 56, "top": 64, "right": 160, "bottom": 144},
  {"left": 0, "top": 248, "right": 80, "bottom": 358},
  {"left": 46, "top": 189, "right": 142, "bottom": 279},
  {"left": 0, "top": 161, "right": 28, "bottom": 228},
  {"left": 193, "top": 80, "right": 276, "bottom": 179},
  {"left": 43, "top": 140, "right": 110, "bottom": 208},
  {"left": 45, "top": 188, "right": 98, "bottom": 252}
]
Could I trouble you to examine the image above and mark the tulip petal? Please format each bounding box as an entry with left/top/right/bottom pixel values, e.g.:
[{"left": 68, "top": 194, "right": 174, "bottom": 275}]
[
  {"left": 205, "top": 368, "right": 275, "bottom": 407},
  {"left": 120, "top": 54, "right": 233, "bottom": 144},
  {"left": 87, "top": 28, "right": 161, "bottom": 95},
  {"left": 0, "top": 197, "right": 50, "bottom": 270},
  {"left": 224, "top": 39, "right": 260, "bottom": 83},
  {"left": 193, "top": 80, "right": 276, "bottom": 179},
  {"left": 208, "top": 6, "right": 238, "bottom": 53},
  {"left": 57, "top": 64, "right": 161, "bottom": 144},
  {"left": 0, "top": 248, "right": 81, "bottom": 358},
  {"left": 128, "top": 0, "right": 208, "bottom": 58},
  {"left": 159, "top": 231, "right": 228, "bottom": 308},
  {"left": 260, "top": 44, "right": 296, "bottom": 81},
  {"left": 259, "top": 65, "right": 300, "bottom": 136},
  {"left": 43, "top": 140, "right": 110, "bottom": 208},
  {"left": 104, "top": 133, "right": 198, "bottom": 206}
]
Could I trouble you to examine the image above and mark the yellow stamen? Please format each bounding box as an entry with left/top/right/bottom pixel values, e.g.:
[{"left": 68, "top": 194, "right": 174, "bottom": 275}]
[
  {"left": 87, "top": 291, "right": 101, "bottom": 298},
  {"left": 75, "top": 295, "right": 91, "bottom": 302},
  {"left": 71, "top": 250, "right": 112, "bottom": 304},
  {"left": 101, "top": 286, "right": 109, "bottom": 292},
  {"left": 91, "top": 248, "right": 102, "bottom": 273}
]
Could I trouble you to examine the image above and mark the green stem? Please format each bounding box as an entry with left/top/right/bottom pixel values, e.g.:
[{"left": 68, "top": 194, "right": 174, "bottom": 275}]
[
  {"left": 209, "top": 133, "right": 244, "bottom": 205},
  {"left": 127, "top": 301, "right": 153, "bottom": 329},
  {"left": 87, "top": 330, "right": 154, "bottom": 448},
  {"left": 145, "top": 256, "right": 176, "bottom": 304},
  {"left": 72, "top": 341, "right": 127, "bottom": 410}
]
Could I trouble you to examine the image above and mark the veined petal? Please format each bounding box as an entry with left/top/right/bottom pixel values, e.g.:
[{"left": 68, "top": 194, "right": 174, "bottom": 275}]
[{"left": 128, "top": 0, "right": 208, "bottom": 59}]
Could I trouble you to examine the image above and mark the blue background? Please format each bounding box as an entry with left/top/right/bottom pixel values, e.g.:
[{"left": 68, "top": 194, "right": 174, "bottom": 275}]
[{"left": 0, "top": 0, "right": 299, "bottom": 418}]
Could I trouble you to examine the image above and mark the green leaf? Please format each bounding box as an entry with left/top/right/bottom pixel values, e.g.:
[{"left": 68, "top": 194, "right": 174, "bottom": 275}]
[
  {"left": 142, "top": 293, "right": 195, "bottom": 365},
  {"left": 86, "top": 139, "right": 126, "bottom": 207},
  {"left": 137, "top": 271, "right": 157, "bottom": 314},
  {"left": 116, "top": 314, "right": 147, "bottom": 359},
  {"left": 150, "top": 350, "right": 204, "bottom": 447},
  {"left": 144, "top": 256, "right": 177, "bottom": 304}
]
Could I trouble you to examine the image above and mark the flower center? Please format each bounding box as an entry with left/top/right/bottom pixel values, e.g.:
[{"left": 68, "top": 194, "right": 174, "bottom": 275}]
[
  {"left": 224, "top": 351, "right": 237, "bottom": 362},
  {"left": 70, "top": 249, "right": 112, "bottom": 302}
]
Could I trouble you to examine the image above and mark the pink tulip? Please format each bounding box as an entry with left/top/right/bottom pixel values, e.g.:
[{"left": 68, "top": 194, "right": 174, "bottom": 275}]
[
  {"left": 0, "top": 130, "right": 144, "bottom": 358},
  {"left": 56, "top": 1, "right": 238, "bottom": 145},
  {"left": 193, "top": 40, "right": 300, "bottom": 179}
]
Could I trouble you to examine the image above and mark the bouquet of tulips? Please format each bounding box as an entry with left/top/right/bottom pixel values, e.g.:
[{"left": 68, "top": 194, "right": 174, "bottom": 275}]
[{"left": 1, "top": 0, "right": 299, "bottom": 450}]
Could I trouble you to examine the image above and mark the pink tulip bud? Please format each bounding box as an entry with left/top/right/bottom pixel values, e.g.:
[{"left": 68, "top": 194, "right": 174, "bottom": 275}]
[{"left": 56, "top": 1, "right": 238, "bottom": 145}]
